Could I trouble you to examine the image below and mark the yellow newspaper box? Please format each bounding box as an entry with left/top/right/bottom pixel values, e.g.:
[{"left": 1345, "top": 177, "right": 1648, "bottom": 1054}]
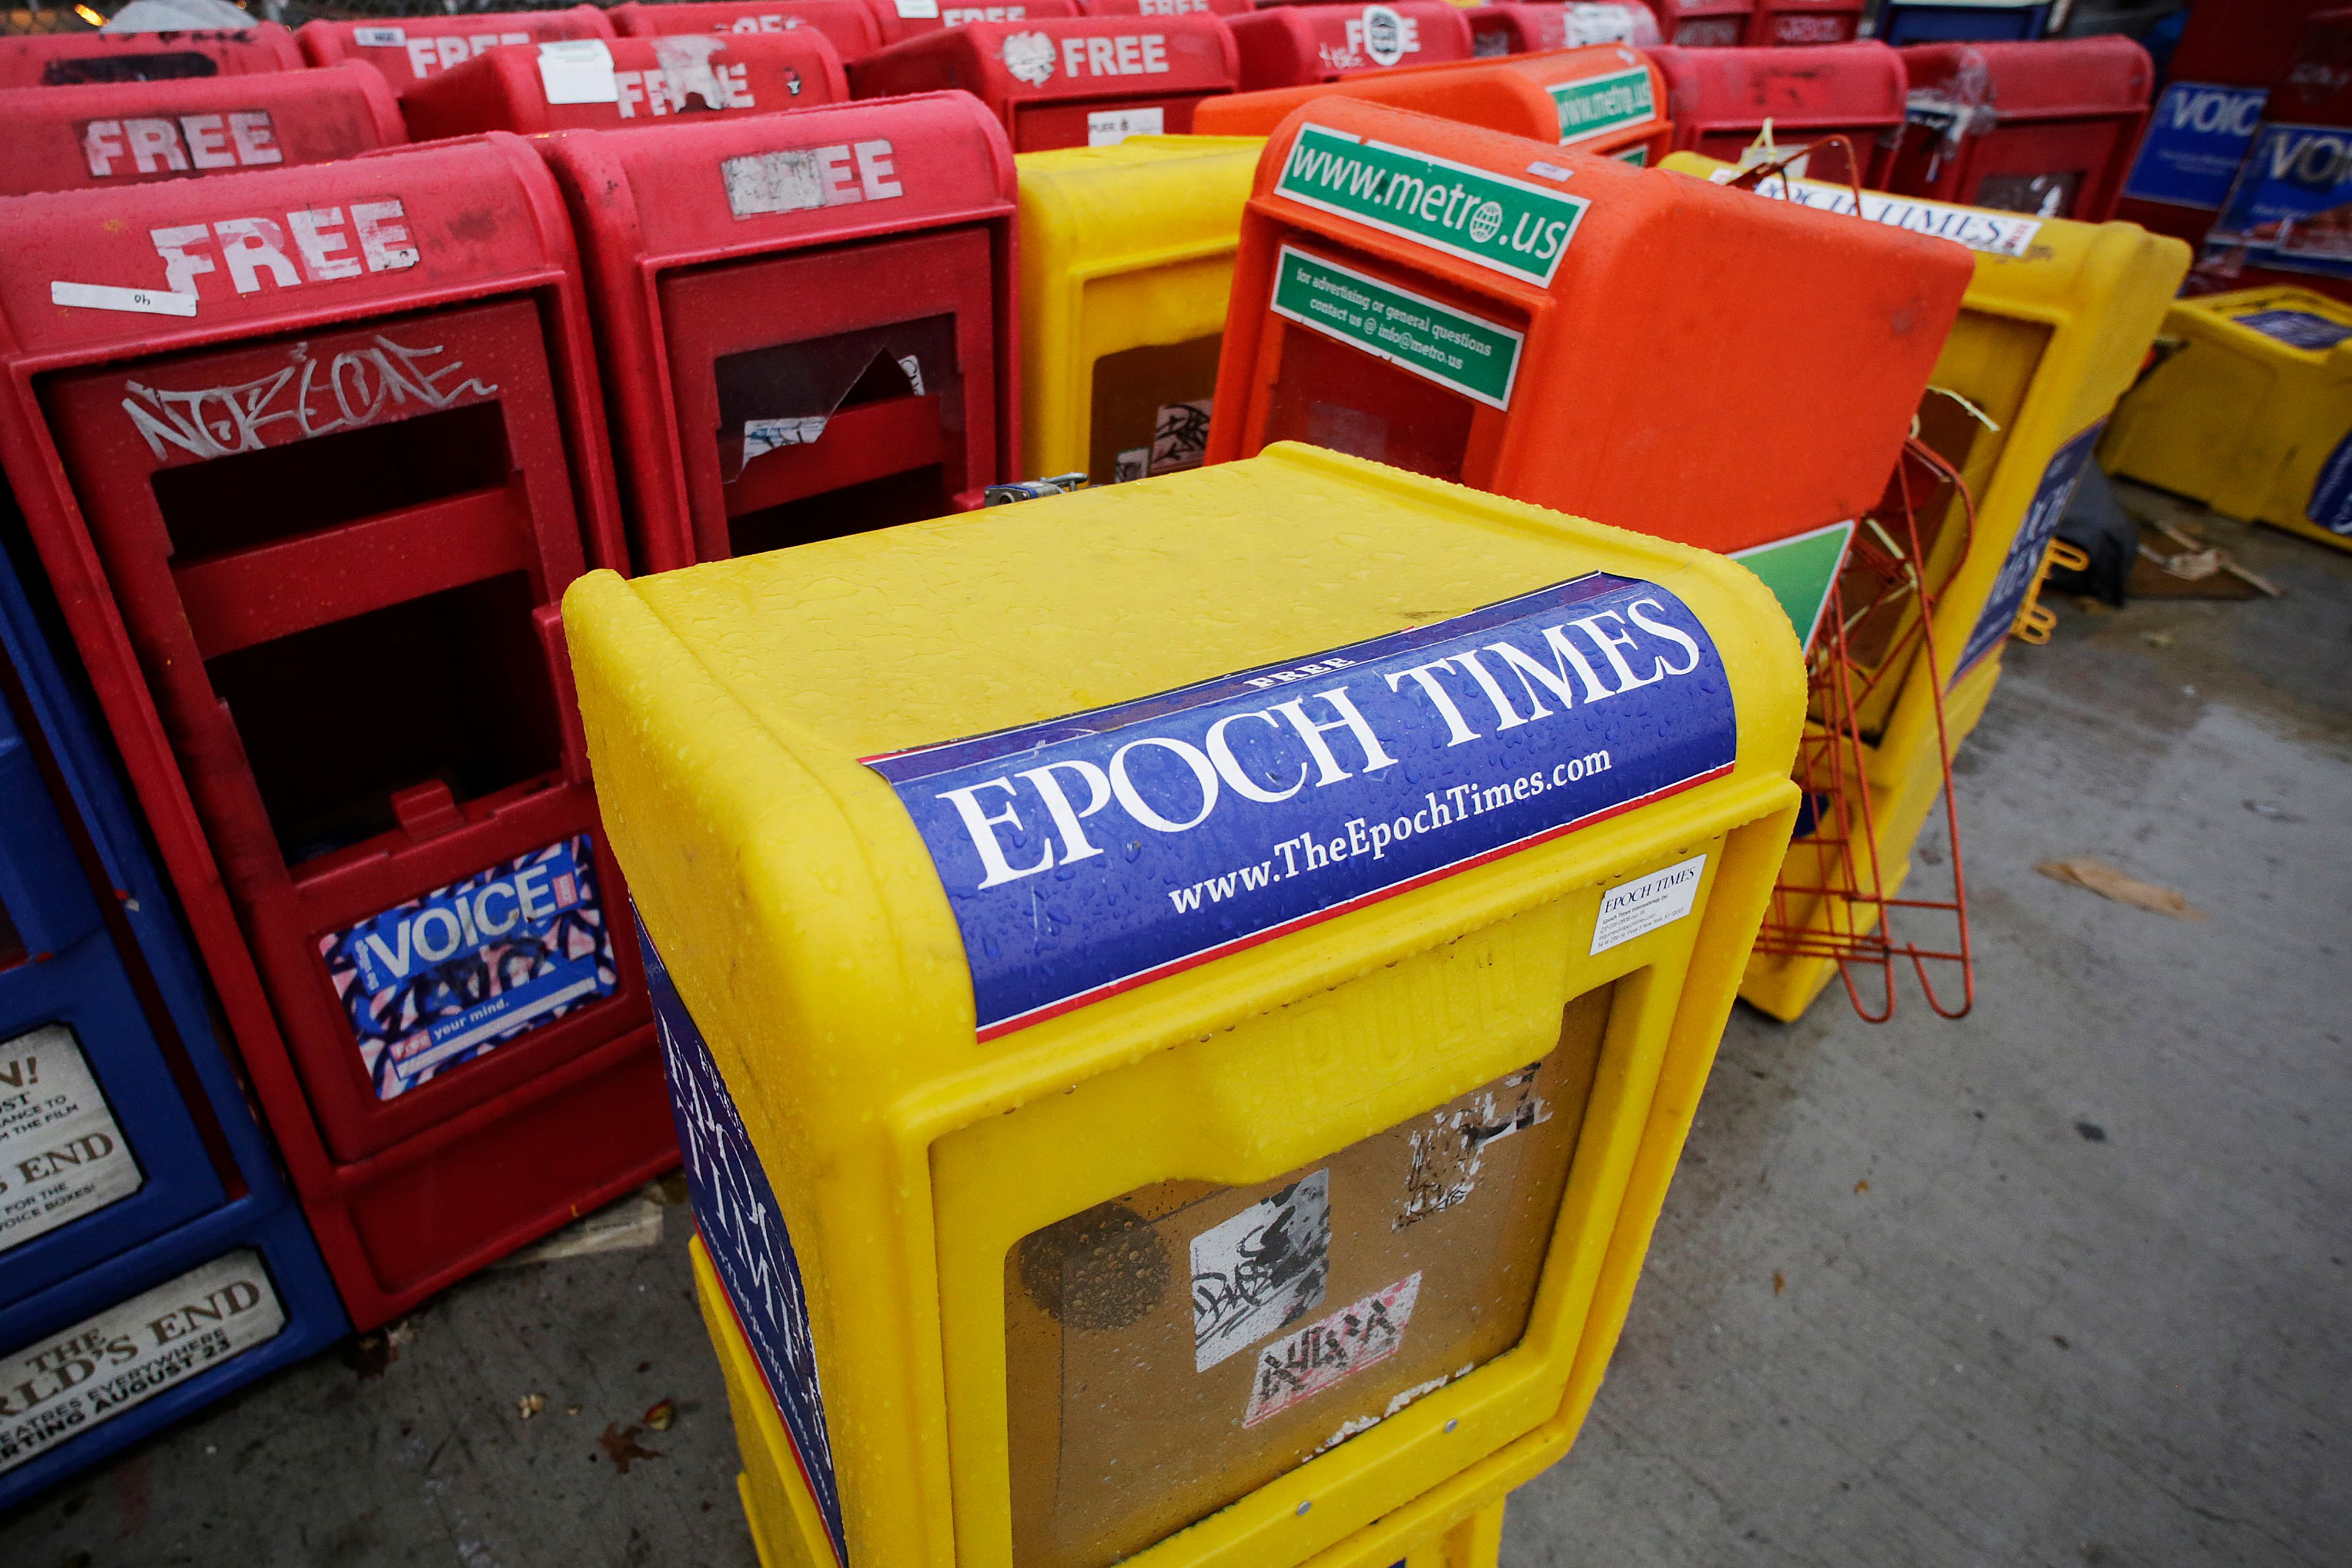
[
  {"left": 2101, "top": 287, "right": 2352, "bottom": 557},
  {"left": 565, "top": 445, "right": 1804, "bottom": 1568},
  {"left": 1667, "top": 154, "right": 2188, "bottom": 1019},
  {"left": 1017, "top": 135, "right": 1264, "bottom": 486}
]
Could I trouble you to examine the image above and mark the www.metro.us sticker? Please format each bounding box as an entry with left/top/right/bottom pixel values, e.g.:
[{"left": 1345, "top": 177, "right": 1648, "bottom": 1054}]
[{"left": 866, "top": 574, "right": 1738, "bottom": 1038}]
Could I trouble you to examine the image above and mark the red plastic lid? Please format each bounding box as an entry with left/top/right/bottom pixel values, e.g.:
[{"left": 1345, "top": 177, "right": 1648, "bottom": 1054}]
[
  {"left": 1648, "top": 40, "right": 1906, "bottom": 132},
  {"left": 2171, "top": 0, "right": 2338, "bottom": 89},
  {"left": 851, "top": 14, "right": 1237, "bottom": 105},
  {"left": 856, "top": 0, "right": 1085, "bottom": 49},
  {"left": 1077, "top": 0, "right": 1253, "bottom": 15},
  {"left": 609, "top": 0, "right": 889, "bottom": 67},
  {"left": 1225, "top": 3, "right": 1477, "bottom": 89},
  {"left": 1899, "top": 36, "right": 2152, "bottom": 122},
  {"left": 403, "top": 33, "right": 848, "bottom": 138},
  {"left": 1468, "top": 4, "right": 1662, "bottom": 54},
  {"left": 298, "top": 7, "right": 617, "bottom": 96}
]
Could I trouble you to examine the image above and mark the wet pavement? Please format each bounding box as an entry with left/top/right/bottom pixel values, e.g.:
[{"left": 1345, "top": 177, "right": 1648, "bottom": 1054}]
[{"left": 1, "top": 514, "right": 2346, "bottom": 1568}]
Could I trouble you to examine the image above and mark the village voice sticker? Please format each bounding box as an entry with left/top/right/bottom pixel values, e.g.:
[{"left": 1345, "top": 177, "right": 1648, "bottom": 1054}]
[
  {"left": 322, "top": 834, "right": 619, "bottom": 1099},
  {"left": 867, "top": 575, "right": 1738, "bottom": 1038},
  {"left": 0, "top": 1025, "right": 143, "bottom": 1254},
  {"left": 0, "top": 1249, "right": 284, "bottom": 1477}
]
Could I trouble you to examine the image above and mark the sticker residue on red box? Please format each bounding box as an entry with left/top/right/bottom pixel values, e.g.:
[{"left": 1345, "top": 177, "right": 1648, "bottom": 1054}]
[{"left": 1243, "top": 1270, "right": 1420, "bottom": 1426}]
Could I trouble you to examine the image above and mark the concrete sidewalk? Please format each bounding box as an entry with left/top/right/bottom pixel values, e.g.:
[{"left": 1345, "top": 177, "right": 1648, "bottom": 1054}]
[{"left": 2, "top": 514, "right": 2346, "bottom": 1568}]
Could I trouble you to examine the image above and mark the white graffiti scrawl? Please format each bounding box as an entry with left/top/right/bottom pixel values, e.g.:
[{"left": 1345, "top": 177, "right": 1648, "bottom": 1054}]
[{"left": 120, "top": 335, "right": 499, "bottom": 462}]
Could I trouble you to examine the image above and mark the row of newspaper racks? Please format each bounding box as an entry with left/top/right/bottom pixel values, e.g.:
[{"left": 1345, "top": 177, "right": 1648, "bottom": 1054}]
[{"left": 0, "top": 7, "right": 2280, "bottom": 1565}]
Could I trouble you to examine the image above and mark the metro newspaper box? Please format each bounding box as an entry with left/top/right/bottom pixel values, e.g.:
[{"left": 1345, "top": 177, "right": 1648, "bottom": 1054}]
[
  {"left": 0, "top": 64, "right": 405, "bottom": 200},
  {"left": 2114, "top": 0, "right": 2328, "bottom": 249},
  {"left": 0, "top": 136, "right": 676, "bottom": 1329},
  {"left": 0, "top": 545, "right": 346, "bottom": 1507},
  {"left": 1874, "top": 2, "right": 2054, "bottom": 47},
  {"left": 1648, "top": 0, "right": 1751, "bottom": 48},
  {"left": 863, "top": 0, "right": 1085, "bottom": 50},
  {"left": 404, "top": 33, "right": 849, "bottom": 139},
  {"left": 298, "top": 7, "right": 618, "bottom": 99},
  {"left": 541, "top": 95, "right": 1020, "bottom": 573},
  {"left": 2102, "top": 287, "right": 2352, "bottom": 556},
  {"left": 1225, "top": 4, "right": 1477, "bottom": 92},
  {"left": 1205, "top": 100, "right": 1970, "bottom": 643},
  {"left": 0, "top": 25, "right": 303, "bottom": 90},
  {"left": 614, "top": 0, "right": 892, "bottom": 68},
  {"left": 1754, "top": 0, "right": 1863, "bottom": 47},
  {"left": 851, "top": 17, "right": 1238, "bottom": 150},
  {"left": 564, "top": 441, "right": 1806, "bottom": 1568},
  {"left": 1668, "top": 152, "right": 2188, "bottom": 1017},
  {"left": 1464, "top": 4, "right": 1658, "bottom": 61},
  {"left": 1650, "top": 40, "right": 1908, "bottom": 186},
  {"left": 1192, "top": 48, "right": 1672, "bottom": 167},
  {"left": 1883, "top": 37, "right": 2154, "bottom": 225},
  {"left": 1016, "top": 136, "right": 1261, "bottom": 484}
]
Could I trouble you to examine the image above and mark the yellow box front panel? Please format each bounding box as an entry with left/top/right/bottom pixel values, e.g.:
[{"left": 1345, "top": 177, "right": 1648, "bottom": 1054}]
[
  {"left": 2101, "top": 286, "right": 2352, "bottom": 555},
  {"left": 1016, "top": 136, "right": 1265, "bottom": 484},
  {"left": 566, "top": 445, "right": 1804, "bottom": 1568}
]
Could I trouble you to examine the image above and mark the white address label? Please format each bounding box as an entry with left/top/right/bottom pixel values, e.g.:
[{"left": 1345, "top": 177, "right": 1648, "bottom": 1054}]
[
  {"left": 538, "top": 39, "right": 619, "bottom": 105},
  {"left": 1591, "top": 853, "right": 1706, "bottom": 954},
  {"left": 0, "top": 1250, "right": 285, "bottom": 1476},
  {"left": 50, "top": 281, "right": 197, "bottom": 318},
  {"left": 1088, "top": 106, "right": 1164, "bottom": 146},
  {"left": 0, "top": 1024, "right": 143, "bottom": 1256}
]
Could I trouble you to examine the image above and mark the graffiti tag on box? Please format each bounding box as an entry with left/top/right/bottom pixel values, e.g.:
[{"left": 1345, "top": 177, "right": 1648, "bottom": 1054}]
[
  {"left": 320, "top": 834, "right": 617, "bottom": 1101},
  {"left": 120, "top": 334, "right": 496, "bottom": 463}
]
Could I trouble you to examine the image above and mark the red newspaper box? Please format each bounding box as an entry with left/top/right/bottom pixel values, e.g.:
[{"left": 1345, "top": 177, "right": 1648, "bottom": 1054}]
[
  {"left": 1468, "top": 4, "right": 1660, "bottom": 59},
  {"left": 1193, "top": 47, "right": 1673, "bottom": 168},
  {"left": 0, "top": 64, "right": 404, "bottom": 199},
  {"left": 851, "top": 16, "right": 1236, "bottom": 148},
  {"left": 0, "top": 24, "right": 303, "bottom": 89},
  {"left": 541, "top": 94, "right": 1020, "bottom": 570},
  {"left": 2117, "top": 0, "right": 2337, "bottom": 247},
  {"left": 1226, "top": 2, "right": 1476, "bottom": 91},
  {"left": 612, "top": 0, "right": 890, "bottom": 67},
  {"left": 0, "top": 135, "right": 673, "bottom": 1330},
  {"left": 1754, "top": 0, "right": 1861, "bottom": 46},
  {"left": 1079, "top": 0, "right": 1251, "bottom": 14},
  {"left": 861, "top": 0, "right": 1085, "bottom": 50},
  {"left": 1884, "top": 37, "right": 2153, "bottom": 223},
  {"left": 1648, "top": 0, "right": 1752, "bottom": 47},
  {"left": 1204, "top": 99, "right": 1971, "bottom": 556},
  {"left": 298, "top": 7, "right": 618, "bottom": 99},
  {"left": 404, "top": 33, "right": 848, "bottom": 138},
  {"left": 1652, "top": 40, "right": 1906, "bottom": 184}
]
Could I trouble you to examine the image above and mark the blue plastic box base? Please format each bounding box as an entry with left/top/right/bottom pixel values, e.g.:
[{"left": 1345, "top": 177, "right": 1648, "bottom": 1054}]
[{"left": 1877, "top": 2, "right": 2052, "bottom": 43}]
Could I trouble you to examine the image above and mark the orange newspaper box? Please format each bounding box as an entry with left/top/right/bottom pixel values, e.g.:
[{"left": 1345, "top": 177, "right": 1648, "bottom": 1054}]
[
  {"left": 1193, "top": 48, "right": 1672, "bottom": 168},
  {"left": 1205, "top": 101, "right": 1972, "bottom": 613},
  {"left": 402, "top": 32, "right": 848, "bottom": 138},
  {"left": 1651, "top": 39, "right": 1907, "bottom": 185},
  {"left": 612, "top": 0, "right": 891, "bottom": 68},
  {"left": 299, "top": 7, "right": 619, "bottom": 99},
  {"left": 1226, "top": 3, "right": 1476, "bottom": 91},
  {"left": 850, "top": 16, "right": 1237, "bottom": 149}
]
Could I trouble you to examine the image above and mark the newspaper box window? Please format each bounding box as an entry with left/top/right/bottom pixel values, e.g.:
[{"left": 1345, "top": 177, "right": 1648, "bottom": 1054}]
[
  {"left": 565, "top": 443, "right": 1806, "bottom": 1568},
  {"left": 0, "top": 135, "right": 673, "bottom": 1329},
  {"left": 539, "top": 96, "right": 1021, "bottom": 573}
]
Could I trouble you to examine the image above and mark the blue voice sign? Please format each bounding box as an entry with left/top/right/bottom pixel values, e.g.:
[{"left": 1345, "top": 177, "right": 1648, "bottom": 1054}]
[
  {"left": 2123, "top": 81, "right": 2269, "bottom": 212},
  {"left": 867, "top": 575, "right": 1741, "bottom": 1039}
]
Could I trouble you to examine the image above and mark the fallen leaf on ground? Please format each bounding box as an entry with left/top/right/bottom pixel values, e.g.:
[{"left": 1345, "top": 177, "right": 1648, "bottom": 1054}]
[
  {"left": 344, "top": 1332, "right": 396, "bottom": 1379},
  {"left": 643, "top": 1398, "right": 676, "bottom": 1432},
  {"left": 1854, "top": 1180, "right": 1869, "bottom": 1194},
  {"left": 516, "top": 1393, "right": 546, "bottom": 1420},
  {"left": 599, "top": 1422, "right": 662, "bottom": 1475},
  {"left": 1773, "top": 1270, "right": 1786, "bottom": 1295},
  {"left": 2035, "top": 858, "right": 2207, "bottom": 921},
  {"left": 567, "top": 1404, "right": 582, "bottom": 1417}
]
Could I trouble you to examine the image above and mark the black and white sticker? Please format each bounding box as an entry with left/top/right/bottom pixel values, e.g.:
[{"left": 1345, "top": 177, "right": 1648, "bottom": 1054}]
[
  {"left": 0, "top": 1025, "right": 142, "bottom": 1256},
  {"left": 1189, "top": 1170, "right": 1332, "bottom": 1371},
  {"left": 1590, "top": 853, "right": 1705, "bottom": 954}
]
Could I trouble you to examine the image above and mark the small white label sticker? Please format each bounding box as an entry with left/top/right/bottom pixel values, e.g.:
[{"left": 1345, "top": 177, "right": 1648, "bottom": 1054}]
[
  {"left": 1359, "top": 4, "right": 1408, "bottom": 66},
  {"left": 1088, "top": 105, "right": 1165, "bottom": 146},
  {"left": 1526, "top": 160, "right": 1575, "bottom": 182},
  {"left": 538, "top": 39, "right": 620, "bottom": 105},
  {"left": 1591, "top": 853, "right": 1706, "bottom": 954},
  {"left": 895, "top": 0, "right": 940, "bottom": 15},
  {"left": 50, "top": 281, "right": 197, "bottom": 318},
  {"left": 353, "top": 24, "right": 405, "bottom": 46},
  {"left": 0, "top": 1025, "right": 143, "bottom": 1255},
  {"left": 1190, "top": 1170, "right": 1331, "bottom": 1371},
  {"left": 1243, "top": 1271, "right": 1419, "bottom": 1426},
  {"left": 0, "top": 1250, "right": 285, "bottom": 1476}
]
